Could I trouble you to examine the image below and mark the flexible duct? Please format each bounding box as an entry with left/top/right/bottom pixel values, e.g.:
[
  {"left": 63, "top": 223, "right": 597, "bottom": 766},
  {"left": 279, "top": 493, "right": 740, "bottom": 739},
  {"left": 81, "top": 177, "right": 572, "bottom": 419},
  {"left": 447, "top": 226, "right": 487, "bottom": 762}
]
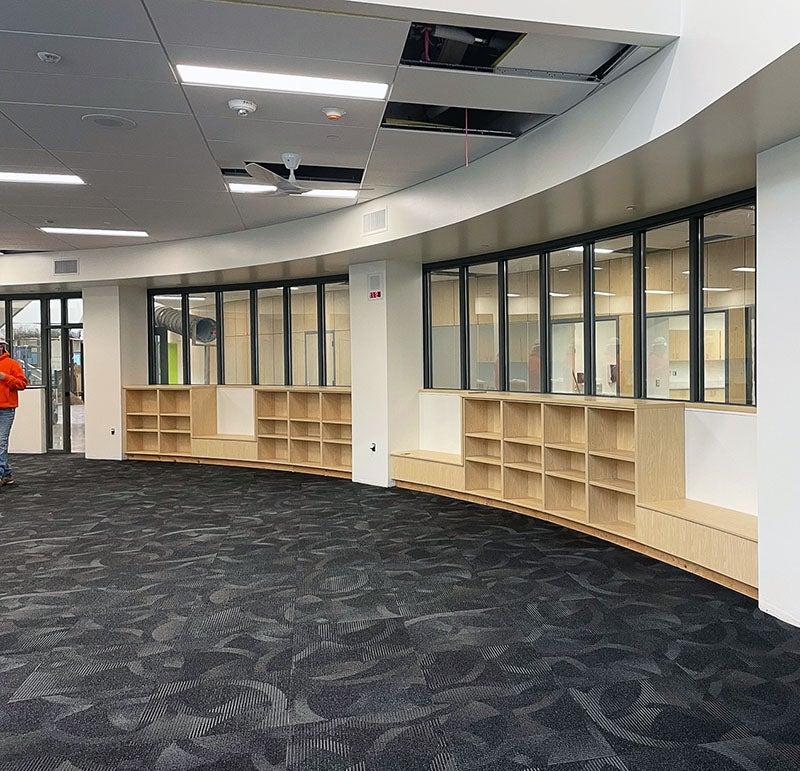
[{"left": 153, "top": 305, "right": 216, "bottom": 344}]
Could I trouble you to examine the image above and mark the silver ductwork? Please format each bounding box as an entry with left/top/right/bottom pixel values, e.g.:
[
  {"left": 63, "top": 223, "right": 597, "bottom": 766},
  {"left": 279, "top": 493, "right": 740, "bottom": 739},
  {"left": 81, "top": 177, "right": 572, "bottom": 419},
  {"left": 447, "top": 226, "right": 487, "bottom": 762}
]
[{"left": 153, "top": 305, "right": 216, "bottom": 344}]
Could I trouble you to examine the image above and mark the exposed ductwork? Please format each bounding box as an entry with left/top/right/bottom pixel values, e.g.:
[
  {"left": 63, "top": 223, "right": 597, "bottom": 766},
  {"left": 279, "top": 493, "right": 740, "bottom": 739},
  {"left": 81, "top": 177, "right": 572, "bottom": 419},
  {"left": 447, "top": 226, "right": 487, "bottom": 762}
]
[{"left": 153, "top": 305, "right": 216, "bottom": 344}]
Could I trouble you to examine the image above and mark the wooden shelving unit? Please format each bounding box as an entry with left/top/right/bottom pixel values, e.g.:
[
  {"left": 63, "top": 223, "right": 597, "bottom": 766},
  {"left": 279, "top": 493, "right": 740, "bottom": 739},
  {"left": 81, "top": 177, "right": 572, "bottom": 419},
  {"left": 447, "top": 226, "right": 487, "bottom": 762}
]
[{"left": 124, "top": 386, "right": 351, "bottom": 477}]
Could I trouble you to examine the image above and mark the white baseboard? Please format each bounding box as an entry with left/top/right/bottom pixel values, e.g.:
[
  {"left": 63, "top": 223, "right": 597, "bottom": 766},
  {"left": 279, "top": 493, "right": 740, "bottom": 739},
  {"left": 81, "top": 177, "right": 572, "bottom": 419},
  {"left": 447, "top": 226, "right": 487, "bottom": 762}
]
[{"left": 759, "top": 601, "right": 800, "bottom": 628}]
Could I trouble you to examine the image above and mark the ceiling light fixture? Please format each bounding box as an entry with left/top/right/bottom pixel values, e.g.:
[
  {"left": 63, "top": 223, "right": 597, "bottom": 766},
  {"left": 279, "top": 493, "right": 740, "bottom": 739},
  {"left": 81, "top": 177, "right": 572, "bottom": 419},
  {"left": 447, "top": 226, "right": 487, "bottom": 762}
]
[
  {"left": 558, "top": 268, "right": 570, "bottom": 272},
  {"left": 568, "top": 246, "right": 613, "bottom": 254},
  {"left": 507, "top": 293, "right": 520, "bottom": 298},
  {"left": 40, "top": 227, "right": 149, "bottom": 237},
  {"left": 703, "top": 287, "right": 732, "bottom": 292},
  {"left": 0, "top": 171, "right": 84, "bottom": 185},
  {"left": 81, "top": 113, "right": 137, "bottom": 130},
  {"left": 228, "top": 182, "right": 277, "bottom": 194},
  {"left": 645, "top": 289, "right": 674, "bottom": 295},
  {"left": 176, "top": 64, "right": 389, "bottom": 100},
  {"left": 732, "top": 266, "right": 756, "bottom": 273},
  {"left": 549, "top": 292, "right": 570, "bottom": 298},
  {"left": 300, "top": 189, "right": 358, "bottom": 199},
  {"left": 594, "top": 291, "right": 616, "bottom": 297}
]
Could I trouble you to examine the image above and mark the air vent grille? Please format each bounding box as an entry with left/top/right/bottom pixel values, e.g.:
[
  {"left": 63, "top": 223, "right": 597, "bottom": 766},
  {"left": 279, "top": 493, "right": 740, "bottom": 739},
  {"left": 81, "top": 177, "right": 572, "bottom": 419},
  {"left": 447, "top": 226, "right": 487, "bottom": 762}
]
[
  {"left": 363, "top": 208, "right": 388, "bottom": 235},
  {"left": 54, "top": 258, "right": 79, "bottom": 275}
]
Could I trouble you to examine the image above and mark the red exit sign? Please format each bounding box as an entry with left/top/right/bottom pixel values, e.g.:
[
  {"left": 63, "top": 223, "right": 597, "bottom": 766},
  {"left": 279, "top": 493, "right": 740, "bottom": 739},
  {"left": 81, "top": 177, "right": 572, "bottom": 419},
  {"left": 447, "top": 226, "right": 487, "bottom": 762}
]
[{"left": 368, "top": 289, "right": 382, "bottom": 300}]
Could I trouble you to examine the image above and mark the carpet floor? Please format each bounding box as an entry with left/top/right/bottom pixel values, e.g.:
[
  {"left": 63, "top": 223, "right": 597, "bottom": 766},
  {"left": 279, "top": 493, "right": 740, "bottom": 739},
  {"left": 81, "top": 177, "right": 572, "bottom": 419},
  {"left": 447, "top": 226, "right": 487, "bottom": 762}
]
[{"left": 0, "top": 455, "right": 798, "bottom": 770}]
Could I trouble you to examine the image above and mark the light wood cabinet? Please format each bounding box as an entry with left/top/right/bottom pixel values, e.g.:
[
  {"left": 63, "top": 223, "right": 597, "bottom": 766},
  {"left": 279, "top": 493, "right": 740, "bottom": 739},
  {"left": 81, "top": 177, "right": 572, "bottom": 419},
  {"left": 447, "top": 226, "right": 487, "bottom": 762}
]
[{"left": 124, "top": 385, "right": 351, "bottom": 478}]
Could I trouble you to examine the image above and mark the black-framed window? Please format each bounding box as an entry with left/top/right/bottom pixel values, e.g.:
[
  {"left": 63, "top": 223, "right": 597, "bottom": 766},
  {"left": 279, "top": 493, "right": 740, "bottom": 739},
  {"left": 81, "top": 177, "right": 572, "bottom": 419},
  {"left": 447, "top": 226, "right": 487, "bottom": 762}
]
[
  {"left": 422, "top": 190, "right": 756, "bottom": 406},
  {"left": 148, "top": 276, "right": 349, "bottom": 387}
]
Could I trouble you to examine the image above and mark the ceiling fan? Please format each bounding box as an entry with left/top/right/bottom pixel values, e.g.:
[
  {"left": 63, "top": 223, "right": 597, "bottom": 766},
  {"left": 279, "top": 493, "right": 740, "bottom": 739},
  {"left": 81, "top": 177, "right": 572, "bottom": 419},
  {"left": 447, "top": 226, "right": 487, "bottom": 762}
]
[{"left": 243, "top": 153, "right": 370, "bottom": 197}]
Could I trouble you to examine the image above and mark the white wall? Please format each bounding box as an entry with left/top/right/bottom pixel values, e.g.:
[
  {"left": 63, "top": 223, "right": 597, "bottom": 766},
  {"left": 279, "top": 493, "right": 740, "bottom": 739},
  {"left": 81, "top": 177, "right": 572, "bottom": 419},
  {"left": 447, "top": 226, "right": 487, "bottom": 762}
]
[
  {"left": 217, "top": 387, "right": 254, "bottom": 437},
  {"left": 350, "top": 260, "right": 422, "bottom": 486},
  {"left": 8, "top": 388, "right": 46, "bottom": 454},
  {"left": 756, "top": 135, "right": 800, "bottom": 627},
  {"left": 84, "top": 284, "right": 148, "bottom": 460},
  {"left": 419, "top": 392, "right": 462, "bottom": 455},
  {"left": 684, "top": 409, "right": 757, "bottom": 515}
]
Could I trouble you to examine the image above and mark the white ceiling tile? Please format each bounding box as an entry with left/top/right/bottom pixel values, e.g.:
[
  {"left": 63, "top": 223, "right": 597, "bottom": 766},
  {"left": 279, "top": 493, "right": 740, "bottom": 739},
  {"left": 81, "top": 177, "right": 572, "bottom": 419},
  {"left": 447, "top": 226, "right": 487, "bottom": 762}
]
[
  {"left": 184, "top": 86, "right": 385, "bottom": 130},
  {"left": 0, "top": 33, "right": 174, "bottom": 81},
  {"left": 145, "top": 0, "right": 409, "bottom": 65},
  {"left": 51, "top": 233, "right": 157, "bottom": 249},
  {"left": 1, "top": 0, "right": 158, "bottom": 42},
  {"left": 0, "top": 74, "right": 189, "bottom": 113},
  {"left": 232, "top": 195, "right": 352, "bottom": 229},
  {"left": 113, "top": 196, "right": 243, "bottom": 237},
  {"left": 0, "top": 112, "right": 41, "bottom": 150},
  {"left": 0, "top": 181, "right": 111, "bottom": 207},
  {"left": 0, "top": 104, "right": 210, "bottom": 156},
  {"left": 53, "top": 150, "right": 221, "bottom": 176},
  {"left": 166, "top": 45, "right": 397, "bottom": 85},
  {"left": 0, "top": 203, "right": 139, "bottom": 229},
  {"left": 78, "top": 168, "right": 226, "bottom": 196},
  {"left": 364, "top": 128, "right": 510, "bottom": 187},
  {"left": 498, "top": 34, "right": 625, "bottom": 75},
  {"left": 204, "top": 119, "right": 376, "bottom": 168},
  {"left": 0, "top": 147, "right": 64, "bottom": 167},
  {"left": 391, "top": 66, "right": 596, "bottom": 114}
]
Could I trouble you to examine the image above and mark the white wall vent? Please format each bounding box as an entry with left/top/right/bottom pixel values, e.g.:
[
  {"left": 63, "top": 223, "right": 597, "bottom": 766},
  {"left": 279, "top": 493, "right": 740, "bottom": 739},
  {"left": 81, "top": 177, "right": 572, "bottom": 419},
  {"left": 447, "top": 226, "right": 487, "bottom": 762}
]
[
  {"left": 53, "top": 258, "right": 79, "bottom": 276},
  {"left": 362, "top": 207, "right": 388, "bottom": 235}
]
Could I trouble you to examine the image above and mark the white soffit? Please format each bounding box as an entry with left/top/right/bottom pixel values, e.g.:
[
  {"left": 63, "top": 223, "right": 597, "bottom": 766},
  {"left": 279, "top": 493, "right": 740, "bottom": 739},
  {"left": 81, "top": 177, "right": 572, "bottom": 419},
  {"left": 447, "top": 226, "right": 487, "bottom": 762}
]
[
  {"left": 232, "top": 194, "right": 354, "bottom": 229},
  {"left": 391, "top": 65, "right": 596, "bottom": 114},
  {"left": 144, "top": 0, "right": 410, "bottom": 65},
  {"left": 497, "top": 34, "right": 625, "bottom": 74},
  {"left": 364, "top": 127, "right": 510, "bottom": 187}
]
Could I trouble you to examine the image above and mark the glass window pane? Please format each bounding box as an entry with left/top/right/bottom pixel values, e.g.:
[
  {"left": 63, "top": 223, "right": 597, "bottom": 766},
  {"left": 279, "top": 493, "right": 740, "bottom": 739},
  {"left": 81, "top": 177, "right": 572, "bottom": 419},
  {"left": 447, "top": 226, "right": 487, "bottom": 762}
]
[
  {"left": 188, "top": 293, "right": 218, "bottom": 385},
  {"left": 429, "top": 269, "right": 461, "bottom": 389},
  {"left": 67, "top": 298, "right": 83, "bottom": 324},
  {"left": 11, "top": 299, "right": 43, "bottom": 386},
  {"left": 68, "top": 327, "right": 85, "bottom": 453},
  {"left": 468, "top": 263, "right": 499, "bottom": 390},
  {"left": 645, "top": 221, "right": 690, "bottom": 400},
  {"left": 549, "top": 247, "right": 584, "bottom": 394},
  {"left": 222, "top": 290, "right": 252, "bottom": 384},
  {"left": 152, "top": 295, "right": 185, "bottom": 384},
  {"left": 324, "top": 282, "right": 350, "bottom": 386},
  {"left": 594, "top": 236, "right": 634, "bottom": 397},
  {"left": 49, "top": 298, "right": 62, "bottom": 325},
  {"left": 703, "top": 206, "right": 756, "bottom": 404},
  {"left": 257, "top": 288, "right": 285, "bottom": 385},
  {"left": 507, "top": 256, "right": 541, "bottom": 392},
  {"left": 0, "top": 304, "right": 6, "bottom": 343},
  {"left": 290, "top": 285, "right": 319, "bottom": 386},
  {"left": 48, "top": 328, "right": 64, "bottom": 450}
]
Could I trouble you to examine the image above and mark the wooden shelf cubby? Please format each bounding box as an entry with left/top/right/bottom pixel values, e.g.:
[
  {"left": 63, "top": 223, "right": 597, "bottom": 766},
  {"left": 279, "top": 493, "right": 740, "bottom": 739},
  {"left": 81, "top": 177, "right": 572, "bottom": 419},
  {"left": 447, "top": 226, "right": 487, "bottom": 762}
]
[
  {"left": 503, "top": 401, "right": 542, "bottom": 443},
  {"left": 322, "top": 441, "right": 352, "bottom": 471},
  {"left": 323, "top": 422, "right": 351, "bottom": 441},
  {"left": 544, "top": 446, "right": 586, "bottom": 483},
  {"left": 158, "top": 388, "right": 190, "bottom": 416},
  {"left": 465, "top": 459, "right": 502, "bottom": 498},
  {"left": 544, "top": 475, "right": 587, "bottom": 522},
  {"left": 125, "top": 430, "right": 159, "bottom": 455},
  {"left": 291, "top": 438, "right": 322, "bottom": 466},
  {"left": 464, "top": 399, "right": 501, "bottom": 439},
  {"left": 588, "top": 485, "right": 636, "bottom": 536},
  {"left": 259, "top": 437, "right": 289, "bottom": 463},
  {"left": 587, "top": 408, "right": 635, "bottom": 457},
  {"left": 290, "top": 420, "right": 321, "bottom": 439},
  {"left": 543, "top": 404, "right": 586, "bottom": 450},
  {"left": 289, "top": 392, "right": 320, "bottom": 421},
  {"left": 503, "top": 441, "right": 542, "bottom": 472},
  {"left": 258, "top": 418, "right": 288, "bottom": 438},
  {"left": 504, "top": 467, "right": 543, "bottom": 507},
  {"left": 256, "top": 390, "right": 288, "bottom": 420},
  {"left": 125, "top": 388, "right": 158, "bottom": 415},
  {"left": 322, "top": 392, "right": 351, "bottom": 423},
  {"left": 127, "top": 413, "right": 158, "bottom": 430}
]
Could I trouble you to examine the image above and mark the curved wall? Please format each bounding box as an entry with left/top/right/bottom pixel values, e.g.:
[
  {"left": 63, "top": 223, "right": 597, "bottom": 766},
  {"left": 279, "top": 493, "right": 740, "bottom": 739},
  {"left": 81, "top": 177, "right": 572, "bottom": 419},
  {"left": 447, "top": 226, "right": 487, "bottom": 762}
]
[{"left": 2, "top": 0, "right": 800, "bottom": 290}]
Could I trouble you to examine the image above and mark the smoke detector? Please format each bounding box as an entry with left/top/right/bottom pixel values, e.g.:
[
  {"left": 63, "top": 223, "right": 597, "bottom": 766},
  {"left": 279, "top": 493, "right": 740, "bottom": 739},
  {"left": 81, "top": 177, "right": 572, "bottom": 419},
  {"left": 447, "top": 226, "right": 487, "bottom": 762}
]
[
  {"left": 228, "top": 98, "right": 257, "bottom": 117},
  {"left": 322, "top": 107, "right": 346, "bottom": 121},
  {"left": 36, "top": 51, "right": 62, "bottom": 64}
]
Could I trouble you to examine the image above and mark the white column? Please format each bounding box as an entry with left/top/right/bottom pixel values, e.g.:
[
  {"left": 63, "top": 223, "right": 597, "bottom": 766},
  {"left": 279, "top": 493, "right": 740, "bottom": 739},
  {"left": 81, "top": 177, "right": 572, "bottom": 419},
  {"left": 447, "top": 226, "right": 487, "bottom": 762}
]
[
  {"left": 83, "top": 284, "right": 148, "bottom": 460},
  {"left": 756, "top": 136, "right": 800, "bottom": 627},
  {"left": 349, "top": 260, "right": 422, "bottom": 486}
]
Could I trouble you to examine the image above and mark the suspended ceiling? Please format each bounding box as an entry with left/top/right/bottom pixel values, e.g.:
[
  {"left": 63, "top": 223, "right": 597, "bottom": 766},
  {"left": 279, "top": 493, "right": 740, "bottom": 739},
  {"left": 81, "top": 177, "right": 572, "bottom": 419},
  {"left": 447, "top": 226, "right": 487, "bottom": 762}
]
[{"left": 0, "top": 0, "right": 667, "bottom": 253}]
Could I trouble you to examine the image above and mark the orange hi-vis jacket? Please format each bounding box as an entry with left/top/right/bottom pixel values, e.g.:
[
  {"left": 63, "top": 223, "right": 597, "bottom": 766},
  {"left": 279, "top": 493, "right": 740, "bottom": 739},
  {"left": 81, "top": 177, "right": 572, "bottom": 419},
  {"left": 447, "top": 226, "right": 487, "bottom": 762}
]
[{"left": 0, "top": 352, "right": 28, "bottom": 409}]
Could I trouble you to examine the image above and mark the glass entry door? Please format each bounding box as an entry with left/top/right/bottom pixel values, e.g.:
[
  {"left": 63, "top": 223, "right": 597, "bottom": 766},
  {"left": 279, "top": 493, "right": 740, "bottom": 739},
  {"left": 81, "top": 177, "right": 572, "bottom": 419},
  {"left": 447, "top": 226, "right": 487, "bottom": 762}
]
[{"left": 46, "top": 298, "right": 84, "bottom": 453}]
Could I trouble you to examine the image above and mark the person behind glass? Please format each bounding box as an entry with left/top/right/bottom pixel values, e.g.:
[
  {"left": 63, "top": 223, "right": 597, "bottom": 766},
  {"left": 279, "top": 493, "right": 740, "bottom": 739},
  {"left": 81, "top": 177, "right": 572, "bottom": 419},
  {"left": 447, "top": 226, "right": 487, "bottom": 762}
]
[{"left": 0, "top": 339, "right": 29, "bottom": 487}]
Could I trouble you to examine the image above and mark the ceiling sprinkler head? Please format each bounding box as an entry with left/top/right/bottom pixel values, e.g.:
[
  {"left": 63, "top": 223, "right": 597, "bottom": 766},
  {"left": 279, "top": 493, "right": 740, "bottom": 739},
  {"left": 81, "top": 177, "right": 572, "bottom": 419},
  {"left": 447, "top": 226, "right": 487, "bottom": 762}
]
[
  {"left": 37, "top": 51, "right": 62, "bottom": 64},
  {"left": 322, "top": 107, "right": 346, "bottom": 121},
  {"left": 228, "top": 98, "right": 257, "bottom": 117}
]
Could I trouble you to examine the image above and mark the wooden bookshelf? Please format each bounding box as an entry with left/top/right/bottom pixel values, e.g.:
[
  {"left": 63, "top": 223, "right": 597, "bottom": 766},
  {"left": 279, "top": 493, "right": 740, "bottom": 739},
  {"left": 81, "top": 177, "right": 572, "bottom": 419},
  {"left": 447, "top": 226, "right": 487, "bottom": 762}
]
[
  {"left": 392, "top": 392, "right": 757, "bottom": 596},
  {"left": 123, "top": 386, "right": 351, "bottom": 478}
]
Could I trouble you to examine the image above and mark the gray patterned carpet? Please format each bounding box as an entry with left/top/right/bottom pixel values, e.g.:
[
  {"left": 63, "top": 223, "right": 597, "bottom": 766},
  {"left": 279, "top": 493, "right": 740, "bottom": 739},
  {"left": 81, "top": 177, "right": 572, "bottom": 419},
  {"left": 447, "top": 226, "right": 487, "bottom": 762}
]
[{"left": 0, "top": 454, "right": 798, "bottom": 770}]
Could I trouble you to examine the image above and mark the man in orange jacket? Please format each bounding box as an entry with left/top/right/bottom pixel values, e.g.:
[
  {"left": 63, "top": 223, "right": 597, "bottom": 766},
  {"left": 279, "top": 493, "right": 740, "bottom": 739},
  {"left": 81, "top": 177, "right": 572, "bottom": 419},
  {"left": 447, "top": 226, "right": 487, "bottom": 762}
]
[{"left": 0, "top": 339, "right": 29, "bottom": 487}]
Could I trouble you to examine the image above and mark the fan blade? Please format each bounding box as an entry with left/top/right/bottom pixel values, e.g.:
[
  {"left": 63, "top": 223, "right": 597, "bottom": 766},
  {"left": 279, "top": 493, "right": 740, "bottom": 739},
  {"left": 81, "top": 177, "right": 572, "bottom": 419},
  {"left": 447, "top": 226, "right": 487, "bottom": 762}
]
[{"left": 244, "top": 162, "right": 298, "bottom": 193}]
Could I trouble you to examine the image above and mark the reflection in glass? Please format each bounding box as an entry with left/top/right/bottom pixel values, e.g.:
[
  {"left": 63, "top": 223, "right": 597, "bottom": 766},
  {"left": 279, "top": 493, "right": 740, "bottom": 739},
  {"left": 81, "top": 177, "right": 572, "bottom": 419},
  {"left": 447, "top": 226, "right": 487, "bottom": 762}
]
[
  {"left": 68, "top": 327, "right": 85, "bottom": 453},
  {"left": 507, "top": 256, "right": 541, "bottom": 392},
  {"left": 67, "top": 298, "right": 83, "bottom": 324},
  {"left": 291, "top": 285, "right": 319, "bottom": 386},
  {"left": 257, "top": 288, "right": 284, "bottom": 385},
  {"left": 152, "top": 295, "right": 185, "bottom": 384},
  {"left": 467, "top": 263, "right": 499, "bottom": 390},
  {"left": 325, "top": 282, "right": 350, "bottom": 386},
  {"left": 49, "top": 298, "right": 62, "bottom": 325},
  {"left": 11, "top": 299, "right": 43, "bottom": 386},
  {"left": 222, "top": 291, "right": 252, "bottom": 385},
  {"left": 48, "top": 328, "right": 64, "bottom": 451},
  {"left": 549, "top": 248, "right": 584, "bottom": 394},
  {"left": 429, "top": 269, "right": 461, "bottom": 388},
  {"left": 594, "top": 236, "right": 634, "bottom": 397},
  {"left": 702, "top": 206, "right": 756, "bottom": 404},
  {"left": 188, "top": 293, "right": 218, "bottom": 385}
]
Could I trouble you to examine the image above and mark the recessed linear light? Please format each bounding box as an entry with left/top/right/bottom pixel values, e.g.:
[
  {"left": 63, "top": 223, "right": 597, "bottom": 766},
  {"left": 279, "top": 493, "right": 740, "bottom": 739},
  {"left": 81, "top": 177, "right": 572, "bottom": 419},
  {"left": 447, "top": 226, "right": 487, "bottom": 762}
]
[
  {"left": 176, "top": 64, "right": 389, "bottom": 100},
  {"left": 300, "top": 189, "right": 358, "bottom": 199},
  {"left": 40, "top": 227, "right": 149, "bottom": 237},
  {"left": 645, "top": 289, "right": 674, "bottom": 295},
  {"left": 703, "top": 287, "right": 732, "bottom": 292},
  {"left": 0, "top": 171, "right": 84, "bottom": 185},
  {"left": 594, "top": 291, "right": 616, "bottom": 297},
  {"left": 733, "top": 266, "right": 756, "bottom": 273},
  {"left": 558, "top": 268, "right": 570, "bottom": 272},
  {"left": 228, "top": 182, "right": 277, "bottom": 194},
  {"left": 507, "top": 293, "right": 520, "bottom": 298},
  {"left": 549, "top": 292, "right": 570, "bottom": 298},
  {"left": 568, "top": 247, "right": 613, "bottom": 254}
]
